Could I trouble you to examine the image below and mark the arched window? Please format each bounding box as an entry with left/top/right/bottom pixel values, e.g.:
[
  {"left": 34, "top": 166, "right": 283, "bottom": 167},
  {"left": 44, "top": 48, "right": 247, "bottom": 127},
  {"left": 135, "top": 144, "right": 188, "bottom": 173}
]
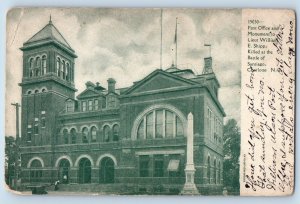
[
  {"left": 42, "top": 55, "right": 47, "bottom": 75},
  {"left": 62, "top": 60, "right": 65, "bottom": 79},
  {"left": 66, "top": 63, "right": 70, "bottom": 81},
  {"left": 103, "top": 125, "right": 110, "bottom": 142},
  {"left": 91, "top": 126, "right": 97, "bottom": 142},
  {"left": 71, "top": 128, "right": 77, "bottom": 144},
  {"left": 82, "top": 127, "right": 89, "bottom": 143},
  {"left": 27, "top": 90, "right": 32, "bottom": 95},
  {"left": 112, "top": 124, "right": 119, "bottom": 141},
  {"left": 29, "top": 58, "right": 34, "bottom": 68},
  {"left": 56, "top": 57, "right": 61, "bottom": 77},
  {"left": 35, "top": 57, "right": 41, "bottom": 67},
  {"left": 34, "top": 90, "right": 39, "bottom": 94},
  {"left": 136, "top": 109, "right": 184, "bottom": 140},
  {"left": 207, "top": 156, "right": 211, "bottom": 184},
  {"left": 30, "top": 159, "right": 43, "bottom": 183},
  {"left": 63, "top": 129, "right": 68, "bottom": 144}
]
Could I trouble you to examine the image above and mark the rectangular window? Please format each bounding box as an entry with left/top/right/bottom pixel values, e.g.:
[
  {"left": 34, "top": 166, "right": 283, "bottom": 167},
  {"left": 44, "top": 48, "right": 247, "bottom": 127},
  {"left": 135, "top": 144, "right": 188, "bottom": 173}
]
[
  {"left": 34, "top": 123, "right": 39, "bottom": 134},
  {"left": 41, "top": 117, "right": 46, "bottom": 128},
  {"left": 66, "top": 101, "right": 74, "bottom": 112},
  {"left": 88, "top": 100, "right": 93, "bottom": 111},
  {"left": 27, "top": 125, "right": 32, "bottom": 141},
  {"left": 165, "top": 111, "right": 174, "bottom": 138},
  {"left": 154, "top": 155, "right": 164, "bottom": 177},
  {"left": 82, "top": 101, "right": 87, "bottom": 112},
  {"left": 156, "top": 110, "right": 163, "bottom": 138},
  {"left": 94, "top": 99, "right": 99, "bottom": 110},
  {"left": 139, "top": 155, "right": 150, "bottom": 177}
]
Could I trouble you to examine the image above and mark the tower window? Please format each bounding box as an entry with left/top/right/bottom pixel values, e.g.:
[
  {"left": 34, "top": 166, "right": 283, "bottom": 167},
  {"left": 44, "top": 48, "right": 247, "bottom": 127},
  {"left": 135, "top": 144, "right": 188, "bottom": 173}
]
[
  {"left": 56, "top": 57, "right": 61, "bottom": 77},
  {"left": 66, "top": 63, "right": 70, "bottom": 81},
  {"left": 42, "top": 55, "right": 47, "bottom": 75},
  {"left": 61, "top": 60, "right": 65, "bottom": 79}
]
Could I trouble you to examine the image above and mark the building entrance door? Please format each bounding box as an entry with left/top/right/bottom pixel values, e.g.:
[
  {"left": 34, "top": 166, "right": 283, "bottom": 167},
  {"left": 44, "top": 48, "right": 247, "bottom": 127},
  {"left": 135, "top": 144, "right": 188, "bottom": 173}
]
[
  {"left": 100, "top": 157, "right": 114, "bottom": 183},
  {"left": 58, "top": 159, "right": 70, "bottom": 184},
  {"left": 78, "top": 158, "right": 91, "bottom": 183}
]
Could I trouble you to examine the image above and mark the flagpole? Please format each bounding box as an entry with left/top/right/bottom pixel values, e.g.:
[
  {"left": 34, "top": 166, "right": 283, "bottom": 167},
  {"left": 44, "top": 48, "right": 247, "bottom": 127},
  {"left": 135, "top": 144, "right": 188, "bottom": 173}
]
[
  {"left": 175, "top": 17, "right": 178, "bottom": 67},
  {"left": 160, "top": 9, "right": 163, "bottom": 69}
]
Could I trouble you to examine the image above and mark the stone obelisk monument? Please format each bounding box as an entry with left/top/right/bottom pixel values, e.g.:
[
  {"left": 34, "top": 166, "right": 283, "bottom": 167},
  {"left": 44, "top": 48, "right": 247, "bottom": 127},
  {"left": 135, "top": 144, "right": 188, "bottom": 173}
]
[{"left": 181, "top": 112, "right": 199, "bottom": 195}]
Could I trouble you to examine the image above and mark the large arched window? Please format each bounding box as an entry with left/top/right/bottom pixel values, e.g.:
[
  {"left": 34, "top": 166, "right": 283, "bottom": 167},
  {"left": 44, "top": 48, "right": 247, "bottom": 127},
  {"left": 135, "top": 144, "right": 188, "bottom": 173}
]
[
  {"left": 103, "top": 125, "right": 110, "bottom": 142},
  {"left": 30, "top": 159, "right": 43, "bottom": 183},
  {"left": 91, "top": 126, "right": 97, "bottom": 142},
  {"left": 112, "top": 124, "right": 119, "bottom": 141},
  {"left": 207, "top": 156, "right": 211, "bottom": 184},
  {"left": 56, "top": 57, "right": 61, "bottom": 77},
  {"left": 136, "top": 108, "right": 184, "bottom": 140},
  {"left": 82, "top": 127, "right": 89, "bottom": 143},
  {"left": 42, "top": 55, "right": 47, "bottom": 75},
  {"left": 63, "top": 129, "right": 68, "bottom": 144},
  {"left": 71, "top": 128, "right": 77, "bottom": 144}
]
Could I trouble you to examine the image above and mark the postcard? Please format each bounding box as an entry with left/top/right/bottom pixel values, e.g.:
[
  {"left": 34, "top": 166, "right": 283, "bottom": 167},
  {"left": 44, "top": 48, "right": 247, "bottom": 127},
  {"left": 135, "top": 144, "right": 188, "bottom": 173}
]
[{"left": 5, "top": 8, "right": 295, "bottom": 196}]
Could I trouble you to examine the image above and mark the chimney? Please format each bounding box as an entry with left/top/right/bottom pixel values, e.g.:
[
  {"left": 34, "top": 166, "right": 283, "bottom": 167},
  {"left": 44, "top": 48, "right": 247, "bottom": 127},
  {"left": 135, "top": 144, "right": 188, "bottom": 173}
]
[
  {"left": 202, "top": 57, "right": 213, "bottom": 74},
  {"left": 85, "top": 81, "right": 95, "bottom": 89},
  {"left": 107, "top": 78, "right": 116, "bottom": 93}
]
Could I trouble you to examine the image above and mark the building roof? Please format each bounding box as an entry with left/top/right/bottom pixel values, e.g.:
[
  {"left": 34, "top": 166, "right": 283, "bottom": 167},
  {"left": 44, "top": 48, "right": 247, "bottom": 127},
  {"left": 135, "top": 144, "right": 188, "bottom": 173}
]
[{"left": 22, "top": 19, "right": 73, "bottom": 52}]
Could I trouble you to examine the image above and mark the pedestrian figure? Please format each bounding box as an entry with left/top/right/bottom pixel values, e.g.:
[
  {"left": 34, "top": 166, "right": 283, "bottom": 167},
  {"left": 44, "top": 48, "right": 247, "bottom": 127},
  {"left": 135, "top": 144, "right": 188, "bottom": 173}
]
[
  {"left": 63, "top": 175, "right": 67, "bottom": 183},
  {"left": 54, "top": 180, "right": 60, "bottom": 191}
]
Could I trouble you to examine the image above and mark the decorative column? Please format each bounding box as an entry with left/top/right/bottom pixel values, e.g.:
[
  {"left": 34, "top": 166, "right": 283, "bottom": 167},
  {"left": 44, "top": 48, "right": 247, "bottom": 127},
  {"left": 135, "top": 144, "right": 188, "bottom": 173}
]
[{"left": 181, "top": 112, "right": 199, "bottom": 195}]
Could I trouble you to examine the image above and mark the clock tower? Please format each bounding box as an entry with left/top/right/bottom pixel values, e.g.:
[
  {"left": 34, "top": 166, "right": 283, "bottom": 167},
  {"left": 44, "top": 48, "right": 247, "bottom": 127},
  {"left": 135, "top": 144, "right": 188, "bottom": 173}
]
[{"left": 19, "top": 18, "right": 77, "bottom": 146}]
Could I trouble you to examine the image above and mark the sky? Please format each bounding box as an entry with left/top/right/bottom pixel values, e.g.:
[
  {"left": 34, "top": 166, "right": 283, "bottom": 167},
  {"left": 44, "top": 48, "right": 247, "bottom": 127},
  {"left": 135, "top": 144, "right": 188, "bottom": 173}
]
[{"left": 5, "top": 8, "right": 241, "bottom": 136}]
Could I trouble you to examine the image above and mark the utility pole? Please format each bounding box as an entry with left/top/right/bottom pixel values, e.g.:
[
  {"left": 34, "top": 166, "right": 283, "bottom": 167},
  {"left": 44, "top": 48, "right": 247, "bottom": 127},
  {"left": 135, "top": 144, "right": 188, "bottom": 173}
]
[{"left": 11, "top": 102, "right": 21, "bottom": 189}]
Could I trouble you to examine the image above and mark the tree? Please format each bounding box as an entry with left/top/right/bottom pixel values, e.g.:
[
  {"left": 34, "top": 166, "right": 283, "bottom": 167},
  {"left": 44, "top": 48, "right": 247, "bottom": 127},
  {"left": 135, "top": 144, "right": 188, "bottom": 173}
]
[
  {"left": 5, "top": 136, "right": 17, "bottom": 188},
  {"left": 223, "top": 119, "right": 240, "bottom": 193}
]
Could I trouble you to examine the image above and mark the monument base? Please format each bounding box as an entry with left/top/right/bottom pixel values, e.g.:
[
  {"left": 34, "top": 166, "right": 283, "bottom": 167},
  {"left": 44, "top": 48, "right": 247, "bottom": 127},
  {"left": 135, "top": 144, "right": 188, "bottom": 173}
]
[
  {"left": 180, "top": 169, "right": 200, "bottom": 195},
  {"left": 181, "top": 183, "right": 200, "bottom": 195}
]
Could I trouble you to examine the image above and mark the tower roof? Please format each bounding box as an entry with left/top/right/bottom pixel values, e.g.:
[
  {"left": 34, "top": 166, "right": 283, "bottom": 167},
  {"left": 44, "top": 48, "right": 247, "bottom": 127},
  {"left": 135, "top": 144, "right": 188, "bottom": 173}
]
[{"left": 22, "top": 18, "right": 75, "bottom": 54}]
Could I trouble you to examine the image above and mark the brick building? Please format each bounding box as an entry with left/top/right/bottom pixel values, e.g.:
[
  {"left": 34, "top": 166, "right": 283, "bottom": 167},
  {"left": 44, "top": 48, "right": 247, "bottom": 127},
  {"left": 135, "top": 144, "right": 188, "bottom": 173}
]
[{"left": 19, "top": 19, "right": 225, "bottom": 194}]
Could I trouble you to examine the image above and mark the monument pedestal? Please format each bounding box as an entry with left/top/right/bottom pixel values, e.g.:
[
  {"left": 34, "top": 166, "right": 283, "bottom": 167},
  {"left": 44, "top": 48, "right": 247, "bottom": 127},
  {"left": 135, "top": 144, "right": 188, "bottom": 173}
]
[{"left": 181, "top": 168, "right": 199, "bottom": 195}]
